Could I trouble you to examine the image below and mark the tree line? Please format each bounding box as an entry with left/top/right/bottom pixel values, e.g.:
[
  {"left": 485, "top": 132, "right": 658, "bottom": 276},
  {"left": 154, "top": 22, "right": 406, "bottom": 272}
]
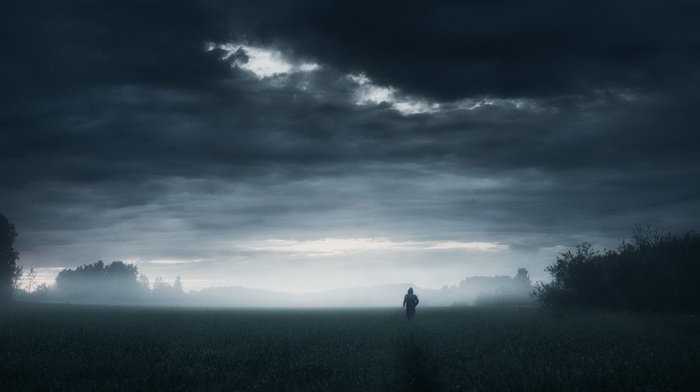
[
  {"left": 1, "top": 212, "right": 184, "bottom": 304},
  {"left": 533, "top": 226, "right": 700, "bottom": 312}
]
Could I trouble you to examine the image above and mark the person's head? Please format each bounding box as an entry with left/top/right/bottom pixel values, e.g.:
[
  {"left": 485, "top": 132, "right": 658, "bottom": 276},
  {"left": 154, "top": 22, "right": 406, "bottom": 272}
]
[{"left": 408, "top": 287, "right": 413, "bottom": 294}]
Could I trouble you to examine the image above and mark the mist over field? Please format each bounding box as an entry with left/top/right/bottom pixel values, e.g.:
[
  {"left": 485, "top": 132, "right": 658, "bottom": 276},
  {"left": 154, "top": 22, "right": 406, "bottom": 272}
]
[{"left": 16, "top": 260, "right": 536, "bottom": 308}]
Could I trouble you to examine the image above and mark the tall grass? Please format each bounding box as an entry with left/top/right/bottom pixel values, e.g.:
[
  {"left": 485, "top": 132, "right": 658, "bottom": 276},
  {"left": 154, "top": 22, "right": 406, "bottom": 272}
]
[{"left": 1, "top": 303, "right": 698, "bottom": 391}]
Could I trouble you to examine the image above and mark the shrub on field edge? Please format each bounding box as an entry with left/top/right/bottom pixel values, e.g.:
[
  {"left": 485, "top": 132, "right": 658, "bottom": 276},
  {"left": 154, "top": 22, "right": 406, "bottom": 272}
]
[{"left": 534, "top": 226, "right": 700, "bottom": 312}]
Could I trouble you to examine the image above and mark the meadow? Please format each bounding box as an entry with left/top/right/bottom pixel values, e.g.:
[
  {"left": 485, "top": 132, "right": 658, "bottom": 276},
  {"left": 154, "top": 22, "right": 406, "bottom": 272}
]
[{"left": 1, "top": 303, "right": 699, "bottom": 391}]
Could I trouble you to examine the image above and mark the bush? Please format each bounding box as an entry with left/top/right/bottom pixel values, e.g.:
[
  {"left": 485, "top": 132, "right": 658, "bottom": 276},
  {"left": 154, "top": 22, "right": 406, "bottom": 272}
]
[{"left": 534, "top": 227, "right": 700, "bottom": 312}]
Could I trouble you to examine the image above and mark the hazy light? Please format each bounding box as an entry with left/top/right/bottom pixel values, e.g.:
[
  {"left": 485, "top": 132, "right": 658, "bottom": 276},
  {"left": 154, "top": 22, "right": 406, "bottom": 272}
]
[
  {"left": 357, "top": 85, "right": 395, "bottom": 105},
  {"left": 428, "top": 241, "right": 508, "bottom": 251},
  {"left": 132, "top": 258, "right": 205, "bottom": 266},
  {"left": 246, "top": 237, "right": 507, "bottom": 257},
  {"left": 348, "top": 73, "right": 442, "bottom": 114},
  {"left": 453, "top": 97, "right": 539, "bottom": 111},
  {"left": 394, "top": 101, "right": 442, "bottom": 115},
  {"left": 22, "top": 267, "right": 63, "bottom": 290},
  {"left": 250, "top": 238, "right": 398, "bottom": 257}
]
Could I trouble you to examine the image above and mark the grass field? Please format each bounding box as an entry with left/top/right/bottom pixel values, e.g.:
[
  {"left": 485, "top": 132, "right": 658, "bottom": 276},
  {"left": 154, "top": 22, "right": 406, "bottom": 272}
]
[{"left": 1, "top": 303, "right": 699, "bottom": 391}]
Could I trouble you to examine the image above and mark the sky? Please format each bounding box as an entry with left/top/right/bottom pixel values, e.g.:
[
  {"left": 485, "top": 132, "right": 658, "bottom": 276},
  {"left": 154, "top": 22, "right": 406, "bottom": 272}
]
[{"left": 2, "top": 0, "right": 700, "bottom": 293}]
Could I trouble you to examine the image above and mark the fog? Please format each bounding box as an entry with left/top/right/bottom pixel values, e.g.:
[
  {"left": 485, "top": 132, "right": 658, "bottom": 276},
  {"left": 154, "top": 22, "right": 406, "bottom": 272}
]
[
  {"left": 186, "top": 277, "right": 534, "bottom": 308},
  {"left": 16, "top": 261, "right": 535, "bottom": 308}
]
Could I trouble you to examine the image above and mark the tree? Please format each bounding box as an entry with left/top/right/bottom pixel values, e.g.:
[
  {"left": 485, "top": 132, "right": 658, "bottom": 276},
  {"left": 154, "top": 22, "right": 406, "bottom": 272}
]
[
  {"left": 173, "top": 276, "right": 184, "bottom": 296},
  {"left": 513, "top": 268, "right": 532, "bottom": 287},
  {"left": 533, "top": 227, "right": 700, "bottom": 312},
  {"left": 55, "top": 260, "right": 142, "bottom": 301},
  {"left": 0, "top": 212, "right": 22, "bottom": 301},
  {"left": 34, "top": 283, "right": 49, "bottom": 299},
  {"left": 138, "top": 274, "right": 151, "bottom": 291},
  {"left": 533, "top": 242, "right": 612, "bottom": 309},
  {"left": 153, "top": 276, "right": 168, "bottom": 291},
  {"left": 24, "top": 267, "right": 37, "bottom": 293},
  {"left": 152, "top": 276, "right": 185, "bottom": 301}
]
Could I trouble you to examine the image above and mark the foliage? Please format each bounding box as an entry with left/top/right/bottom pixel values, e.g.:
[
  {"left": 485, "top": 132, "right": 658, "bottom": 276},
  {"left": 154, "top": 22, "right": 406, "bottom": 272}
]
[
  {"left": 534, "top": 226, "right": 700, "bottom": 312},
  {"left": 23, "top": 268, "right": 37, "bottom": 293},
  {"left": 0, "top": 212, "right": 22, "bottom": 302},
  {"left": 55, "top": 260, "right": 143, "bottom": 301},
  {"left": 513, "top": 267, "right": 532, "bottom": 286},
  {"left": 1, "top": 304, "right": 699, "bottom": 391},
  {"left": 152, "top": 275, "right": 185, "bottom": 300}
]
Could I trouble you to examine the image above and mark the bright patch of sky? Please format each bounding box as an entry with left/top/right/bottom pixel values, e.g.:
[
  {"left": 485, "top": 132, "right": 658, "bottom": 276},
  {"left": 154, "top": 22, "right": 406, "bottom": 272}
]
[
  {"left": 209, "top": 43, "right": 320, "bottom": 79},
  {"left": 347, "top": 73, "right": 442, "bottom": 114},
  {"left": 246, "top": 237, "right": 507, "bottom": 257},
  {"left": 207, "top": 42, "right": 538, "bottom": 115},
  {"left": 453, "top": 97, "right": 539, "bottom": 111},
  {"left": 136, "top": 258, "right": 204, "bottom": 265}
]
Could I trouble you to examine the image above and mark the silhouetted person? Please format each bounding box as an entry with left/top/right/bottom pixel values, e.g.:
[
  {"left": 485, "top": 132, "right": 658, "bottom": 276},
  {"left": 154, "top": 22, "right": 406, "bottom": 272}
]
[{"left": 403, "top": 287, "right": 419, "bottom": 320}]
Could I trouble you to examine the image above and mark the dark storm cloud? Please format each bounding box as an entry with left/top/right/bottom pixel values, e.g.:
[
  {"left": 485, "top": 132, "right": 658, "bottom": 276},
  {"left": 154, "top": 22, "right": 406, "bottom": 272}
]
[
  {"left": 1, "top": 0, "right": 237, "bottom": 188},
  {"left": 256, "top": 0, "right": 700, "bottom": 100},
  {"left": 1, "top": 0, "right": 233, "bottom": 96},
  {"left": 3, "top": 0, "right": 698, "bottom": 181}
]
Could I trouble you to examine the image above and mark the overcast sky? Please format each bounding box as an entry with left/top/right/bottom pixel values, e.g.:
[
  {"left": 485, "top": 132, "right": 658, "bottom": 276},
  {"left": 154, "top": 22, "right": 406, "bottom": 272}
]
[{"left": 2, "top": 0, "right": 699, "bottom": 293}]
